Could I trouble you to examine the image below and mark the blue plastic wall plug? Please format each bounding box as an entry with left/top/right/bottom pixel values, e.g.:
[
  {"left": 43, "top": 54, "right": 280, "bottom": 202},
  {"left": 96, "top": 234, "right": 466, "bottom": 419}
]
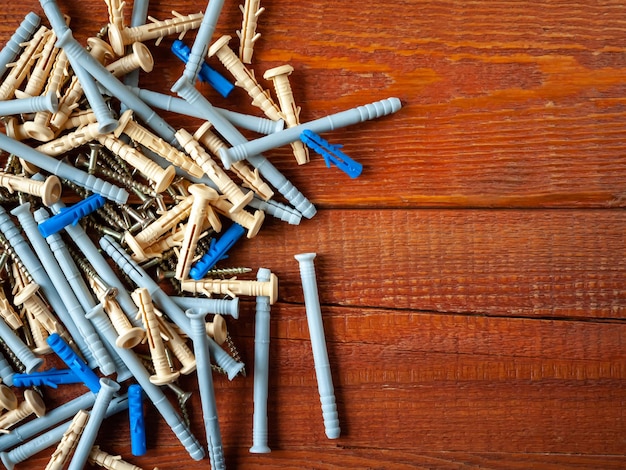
[
  {"left": 12, "top": 368, "right": 80, "bottom": 388},
  {"left": 47, "top": 333, "right": 101, "bottom": 393},
  {"left": 128, "top": 384, "right": 147, "bottom": 456},
  {"left": 171, "top": 40, "right": 234, "bottom": 98},
  {"left": 190, "top": 223, "right": 246, "bottom": 280},
  {"left": 38, "top": 194, "right": 105, "bottom": 238},
  {"left": 300, "top": 130, "right": 363, "bottom": 178}
]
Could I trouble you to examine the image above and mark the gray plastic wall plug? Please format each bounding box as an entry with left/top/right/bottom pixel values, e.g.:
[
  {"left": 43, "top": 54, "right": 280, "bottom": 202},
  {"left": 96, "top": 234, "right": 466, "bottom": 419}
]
[
  {"left": 219, "top": 97, "right": 402, "bottom": 168},
  {"left": 249, "top": 267, "right": 272, "bottom": 453},
  {"left": 0, "top": 13, "right": 41, "bottom": 82},
  {"left": 67, "top": 378, "right": 121, "bottom": 470},
  {"left": 186, "top": 308, "right": 226, "bottom": 470},
  {"left": 295, "top": 253, "right": 340, "bottom": 439},
  {"left": 170, "top": 296, "right": 239, "bottom": 319}
]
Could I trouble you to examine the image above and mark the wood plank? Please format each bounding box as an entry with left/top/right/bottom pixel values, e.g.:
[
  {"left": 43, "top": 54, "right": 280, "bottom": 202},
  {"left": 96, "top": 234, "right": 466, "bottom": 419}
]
[
  {"left": 226, "top": 208, "right": 626, "bottom": 320},
  {"left": 3, "top": 1, "right": 625, "bottom": 208},
  {"left": 17, "top": 305, "right": 626, "bottom": 467}
]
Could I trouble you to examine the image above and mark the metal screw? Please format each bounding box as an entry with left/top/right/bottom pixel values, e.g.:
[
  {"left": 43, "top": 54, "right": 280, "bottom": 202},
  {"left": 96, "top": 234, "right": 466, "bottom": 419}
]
[{"left": 87, "top": 143, "right": 101, "bottom": 175}]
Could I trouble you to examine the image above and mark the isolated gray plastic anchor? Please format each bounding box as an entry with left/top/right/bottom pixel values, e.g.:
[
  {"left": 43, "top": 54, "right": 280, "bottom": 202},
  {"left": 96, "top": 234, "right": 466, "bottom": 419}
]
[
  {"left": 100, "top": 236, "right": 243, "bottom": 378},
  {"left": 0, "top": 317, "right": 42, "bottom": 374},
  {"left": 171, "top": 77, "right": 316, "bottom": 218},
  {"left": 250, "top": 268, "right": 272, "bottom": 453},
  {"left": 0, "top": 93, "right": 57, "bottom": 116},
  {"left": 248, "top": 196, "right": 302, "bottom": 226},
  {"left": 0, "top": 206, "right": 87, "bottom": 361},
  {"left": 85, "top": 303, "right": 205, "bottom": 461},
  {"left": 186, "top": 308, "right": 225, "bottom": 470},
  {"left": 129, "top": 87, "right": 284, "bottom": 135},
  {"left": 0, "top": 350, "right": 15, "bottom": 387},
  {"left": 220, "top": 97, "right": 402, "bottom": 167},
  {"left": 294, "top": 253, "right": 340, "bottom": 439},
  {"left": 181, "top": 0, "right": 226, "bottom": 83},
  {"left": 34, "top": 208, "right": 132, "bottom": 381},
  {"left": 68, "top": 378, "right": 121, "bottom": 470},
  {"left": 170, "top": 296, "right": 239, "bottom": 319},
  {"left": 11, "top": 203, "right": 112, "bottom": 374},
  {"left": 50, "top": 200, "right": 141, "bottom": 328},
  {"left": 0, "top": 394, "right": 128, "bottom": 470},
  {"left": 0, "top": 133, "right": 128, "bottom": 204},
  {"left": 0, "top": 13, "right": 41, "bottom": 81},
  {"left": 0, "top": 392, "right": 95, "bottom": 452}
]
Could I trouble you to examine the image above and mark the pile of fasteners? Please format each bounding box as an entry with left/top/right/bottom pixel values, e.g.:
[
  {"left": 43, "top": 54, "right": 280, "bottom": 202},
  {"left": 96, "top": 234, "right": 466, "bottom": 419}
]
[{"left": 0, "top": 0, "right": 401, "bottom": 468}]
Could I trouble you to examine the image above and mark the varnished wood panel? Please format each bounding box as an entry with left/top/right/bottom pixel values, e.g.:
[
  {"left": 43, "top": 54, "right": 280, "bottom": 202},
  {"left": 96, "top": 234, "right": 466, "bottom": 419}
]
[{"left": 0, "top": 0, "right": 625, "bottom": 469}]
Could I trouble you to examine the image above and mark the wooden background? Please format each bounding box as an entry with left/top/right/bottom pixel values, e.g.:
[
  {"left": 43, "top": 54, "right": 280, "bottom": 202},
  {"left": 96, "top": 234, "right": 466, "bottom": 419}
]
[{"left": 1, "top": 0, "right": 626, "bottom": 468}]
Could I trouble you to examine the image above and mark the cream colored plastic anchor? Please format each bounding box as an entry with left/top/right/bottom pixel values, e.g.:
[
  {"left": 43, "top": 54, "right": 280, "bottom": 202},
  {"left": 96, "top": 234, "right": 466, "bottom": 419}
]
[
  {"left": 180, "top": 272, "right": 278, "bottom": 304},
  {"left": 114, "top": 110, "right": 203, "bottom": 178},
  {"left": 156, "top": 315, "right": 196, "bottom": 375},
  {"left": 15, "top": 29, "right": 58, "bottom": 99},
  {"left": 0, "top": 389, "right": 46, "bottom": 432},
  {"left": 194, "top": 122, "right": 274, "bottom": 201},
  {"left": 0, "top": 384, "right": 17, "bottom": 412},
  {"left": 45, "top": 409, "right": 89, "bottom": 470},
  {"left": 106, "top": 42, "right": 154, "bottom": 77},
  {"left": 86, "top": 37, "right": 116, "bottom": 65},
  {"left": 97, "top": 134, "right": 176, "bottom": 194},
  {"left": 0, "top": 172, "right": 61, "bottom": 206},
  {"left": 62, "top": 109, "right": 97, "bottom": 131},
  {"left": 108, "top": 11, "right": 204, "bottom": 56},
  {"left": 0, "top": 26, "right": 48, "bottom": 101},
  {"left": 46, "top": 38, "right": 111, "bottom": 132},
  {"left": 237, "top": 0, "right": 265, "bottom": 64},
  {"left": 89, "top": 279, "right": 145, "bottom": 349},
  {"left": 124, "top": 194, "right": 194, "bottom": 259},
  {"left": 211, "top": 196, "right": 264, "bottom": 238},
  {"left": 24, "top": 309, "right": 52, "bottom": 355},
  {"left": 3, "top": 117, "right": 29, "bottom": 141},
  {"left": 131, "top": 227, "right": 186, "bottom": 262},
  {"left": 264, "top": 64, "right": 309, "bottom": 165},
  {"left": 0, "top": 284, "right": 22, "bottom": 330},
  {"left": 104, "top": 0, "right": 126, "bottom": 30},
  {"left": 88, "top": 445, "right": 145, "bottom": 470},
  {"left": 176, "top": 128, "right": 252, "bottom": 213},
  {"left": 49, "top": 76, "right": 82, "bottom": 131},
  {"left": 175, "top": 183, "right": 220, "bottom": 281},
  {"left": 13, "top": 282, "right": 73, "bottom": 347},
  {"left": 23, "top": 49, "right": 70, "bottom": 142},
  {"left": 36, "top": 122, "right": 103, "bottom": 157},
  {"left": 208, "top": 35, "right": 282, "bottom": 121},
  {"left": 206, "top": 314, "right": 227, "bottom": 345},
  {"left": 132, "top": 288, "right": 180, "bottom": 385}
]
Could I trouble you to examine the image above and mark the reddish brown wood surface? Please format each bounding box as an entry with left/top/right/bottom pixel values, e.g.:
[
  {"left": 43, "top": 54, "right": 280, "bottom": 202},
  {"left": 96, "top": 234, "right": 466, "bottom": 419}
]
[{"left": 1, "top": 0, "right": 626, "bottom": 468}]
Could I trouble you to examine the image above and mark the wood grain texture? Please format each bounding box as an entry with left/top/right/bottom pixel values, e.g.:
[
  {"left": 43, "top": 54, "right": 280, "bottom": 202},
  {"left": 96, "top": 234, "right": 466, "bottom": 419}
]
[{"left": 0, "top": 0, "right": 625, "bottom": 468}]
